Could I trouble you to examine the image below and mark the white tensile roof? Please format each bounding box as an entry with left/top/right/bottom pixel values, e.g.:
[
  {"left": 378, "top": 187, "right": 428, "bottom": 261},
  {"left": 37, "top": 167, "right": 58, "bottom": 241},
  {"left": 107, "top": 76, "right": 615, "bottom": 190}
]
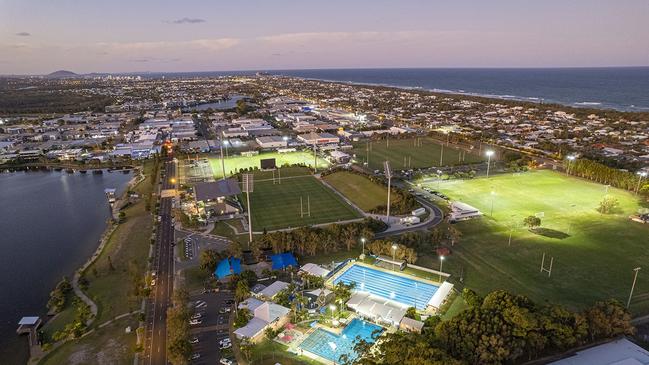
[
  {"left": 427, "top": 282, "right": 454, "bottom": 309},
  {"left": 259, "top": 281, "right": 289, "bottom": 298},
  {"left": 300, "top": 263, "right": 331, "bottom": 278}
]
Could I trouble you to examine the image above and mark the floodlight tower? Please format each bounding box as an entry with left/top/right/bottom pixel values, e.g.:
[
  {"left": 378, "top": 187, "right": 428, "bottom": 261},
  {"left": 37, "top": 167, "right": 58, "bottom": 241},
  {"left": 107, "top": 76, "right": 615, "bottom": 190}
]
[
  {"left": 384, "top": 161, "right": 393, "bottom": 225},
  {"left": 566, "top": 155, "right": 576, "bottom": 175},
  {"left": 242, "top": 174, "right": 254, "bottom": 243},
  {"left": 219, "top": 135, "right": 227, "bottom": 180},
  {"left": 627, "top": 267, "right": 641, "bottom": 309},
  {"left": 485, "top": 150, "right": 495, "bottom": 178},
  {"left": 636, "top": 171, "right": 647, "bottom": 195}
]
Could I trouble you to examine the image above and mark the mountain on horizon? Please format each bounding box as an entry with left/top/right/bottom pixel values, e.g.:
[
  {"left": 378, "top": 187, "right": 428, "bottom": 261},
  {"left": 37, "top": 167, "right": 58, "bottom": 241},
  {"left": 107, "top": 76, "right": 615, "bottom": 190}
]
[{"left": 46, "top": 70, "right": 79, "bottom": 78}]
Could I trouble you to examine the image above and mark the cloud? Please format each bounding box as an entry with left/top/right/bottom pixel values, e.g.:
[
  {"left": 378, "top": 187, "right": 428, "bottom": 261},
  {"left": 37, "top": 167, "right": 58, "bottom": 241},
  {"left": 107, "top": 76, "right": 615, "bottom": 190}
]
[
  {"left": 128, "top": 57, "right": 182, "bottom": 63},
  {"left": 169, "top": 17, "right": 206, "bottom": 24},
  {"left": 15, "top": 32, "right": 31, "bottom": 36}
]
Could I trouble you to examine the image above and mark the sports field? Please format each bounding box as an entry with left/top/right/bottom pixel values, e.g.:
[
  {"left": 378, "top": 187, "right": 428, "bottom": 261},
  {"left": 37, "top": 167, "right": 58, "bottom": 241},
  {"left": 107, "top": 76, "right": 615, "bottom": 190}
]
[
  {"left": 425, "top": 170, "right": 649, "bottom": 314},
  {"left": 322, "top": 171, "right": 387, "bottom": 211},
  {"left": 208, "top": 151, "right": 329, "bottom": 178},
  {"left": 242, "top": 167, "right": 362, "bottom": 231},
  {"left": 351, "top": 137, "right": 483, "bottom": 171}
]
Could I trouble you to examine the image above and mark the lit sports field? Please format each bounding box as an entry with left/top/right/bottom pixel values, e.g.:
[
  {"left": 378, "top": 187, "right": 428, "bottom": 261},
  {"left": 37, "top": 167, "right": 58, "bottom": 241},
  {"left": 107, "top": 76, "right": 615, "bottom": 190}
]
[
  {"left": 242, "top": 167, "right": 362, "bottom": 231},
  {"left": 425, "top": 170, "right": 649, "bottom": 314},
  {"left": 208, "top": 151, "right": 329, "bottom": 178},
  {"left": 351, "top": 137, "right": 483, "bottom": 171},
  {"left": 322, "top": 171, "right": 387, "bottom": 211}
]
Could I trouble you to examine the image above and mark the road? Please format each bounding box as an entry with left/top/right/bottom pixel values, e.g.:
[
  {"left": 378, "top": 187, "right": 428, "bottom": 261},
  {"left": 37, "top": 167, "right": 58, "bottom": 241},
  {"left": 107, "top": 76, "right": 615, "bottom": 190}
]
[
  {"left": 145, "top": 159, "right": 176, "bottom": 365},
  {"left": 375, "top": 196, "right": 444, "bottom": 238}
]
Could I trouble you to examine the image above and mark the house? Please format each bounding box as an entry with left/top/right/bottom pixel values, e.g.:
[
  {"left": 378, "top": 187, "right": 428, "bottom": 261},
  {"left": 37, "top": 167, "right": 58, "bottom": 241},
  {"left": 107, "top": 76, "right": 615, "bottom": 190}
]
[
  {"left": 329, "top": 150, "right": 351, "bottom": 164},
  {"left": 399, "top": 316, "right": 424, "bottom": 333},
  {"left": 234, "top": 301, "right": 290, "bottom": 343},
  {"left": 257, "top": 281, "right": 290, "bottom": 300}
]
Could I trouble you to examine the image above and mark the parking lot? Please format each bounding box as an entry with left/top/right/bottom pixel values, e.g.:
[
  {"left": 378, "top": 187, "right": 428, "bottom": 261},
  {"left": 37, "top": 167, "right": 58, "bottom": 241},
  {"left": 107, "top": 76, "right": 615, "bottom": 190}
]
[
  {"left": 175, "top": 230, "right": 230, "bottom": 270},
  {"left": 188, "top": 290, "right": 237, "bottom": 364}
]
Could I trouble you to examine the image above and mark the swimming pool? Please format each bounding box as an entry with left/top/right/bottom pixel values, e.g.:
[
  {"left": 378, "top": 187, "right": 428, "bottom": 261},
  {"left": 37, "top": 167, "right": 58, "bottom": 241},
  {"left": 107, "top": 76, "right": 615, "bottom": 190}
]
[
  {"left": 333, "top": 263, "right": 438, "bottom": 310},
  {"left": 299, "top": 318, "right": 383, "bottom": 363}
]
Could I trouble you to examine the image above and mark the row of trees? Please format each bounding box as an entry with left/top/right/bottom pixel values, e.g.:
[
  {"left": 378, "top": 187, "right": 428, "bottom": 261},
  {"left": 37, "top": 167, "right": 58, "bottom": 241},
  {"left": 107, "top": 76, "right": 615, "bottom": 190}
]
[
  {"left": 167, "top": 289, "right": 192, "bottom": 365},
  {"left": 366, "top": 240, "right": 418, "bottom": 263},
  {"left": 51, "top": 298, "right": 93, "bottom": 341},
  {"left": 352, "top": 289, "right": 634, "bottom": 365},
  {"left": 567, "top": 158, "right": 648, "bottom": 194},
  {"left": 242, "top": 218, "right": 384, "bottom": 259}
]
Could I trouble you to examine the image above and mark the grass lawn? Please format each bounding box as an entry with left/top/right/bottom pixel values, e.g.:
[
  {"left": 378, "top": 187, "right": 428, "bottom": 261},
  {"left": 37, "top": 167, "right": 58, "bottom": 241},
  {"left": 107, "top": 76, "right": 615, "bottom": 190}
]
[
  {"left": 427, "top": 170, "right": 649, "bottom": 315},
  {"left": 41, "top": 304, "right": 76, "bottom": 342},
  {"left": 37, "top": 316, "right": 139, "bottom": 365},
  {"left": 208, "top": 151, "right": 330, "bottom": 178},
  {"left": 242, "top": 170, "right": 362, "bottom": 231},
  {"left": 351, "top": 137, "right": 483, "bottom": 171},
  {"left": 210, "top": 219, "right": 251, "bottom": 247},
  {"left": 250, "top": 340, "right": 320, "bottom": 365},
  {"left": 181, "top": 266, "right": 210, "bottom": 293},
  {"left": 322, "top": 171, "right": 387, "bottom": 211},
  {"left": 83, "top": 161, "right": 155, "bottom": 325}
]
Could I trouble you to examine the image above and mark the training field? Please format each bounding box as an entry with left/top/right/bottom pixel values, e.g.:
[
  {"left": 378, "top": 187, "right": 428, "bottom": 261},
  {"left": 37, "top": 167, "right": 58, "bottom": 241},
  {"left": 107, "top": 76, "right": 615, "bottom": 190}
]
[
  {"left": 351, "top": 137, "right": 483, "bottom": 171},
  {"left": 322, "top": 171, "right": 387, "bottom": 211},
  {"left": 242, "top": 168, "right": 362, "bottom": 231},
  {"left": 208, "top": 151, "right": 329, "bottom": 178},
  {"left": 426, "top": 170, "right": 649, "bottom": 314}
]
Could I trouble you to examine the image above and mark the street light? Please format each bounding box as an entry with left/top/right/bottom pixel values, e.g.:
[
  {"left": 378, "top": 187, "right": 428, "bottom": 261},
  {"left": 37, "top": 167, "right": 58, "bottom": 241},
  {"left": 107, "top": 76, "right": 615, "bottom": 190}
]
[
  {"left": 439, "top": 256, "right": 445, "bottom": 283},
  {"left": 566, "top": 155, "right": 576, "bottom": 175},
  {"left": 627, "top": 267, "right": 641, "bottom": 309},
  {"left": 636, "top": 171, "right": 647, "bottom": 195},
  {"left": 360, "top": 237, "right": 366, "bottom": 258},
  {"left": 485, "top": 150, "right": 494, "bottom": 178},
  {"left": 391, "top": 244, "right": 398, "bottom": 271}
]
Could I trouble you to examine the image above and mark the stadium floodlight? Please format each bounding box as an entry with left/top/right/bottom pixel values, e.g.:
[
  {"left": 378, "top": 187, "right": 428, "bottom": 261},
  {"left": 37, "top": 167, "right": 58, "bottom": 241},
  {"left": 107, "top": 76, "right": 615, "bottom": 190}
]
[
  {"left": 360, "top": 237, "right": 366, "bottom": 257},
  {"left": 439, "top": 255, "right": 445, "bottom": 282},
  {"left": 391, "top": 243, "right": 398, "bottom": 270},
  {"left": 636, "top": 171, "right": 648, "bottom": 194},
  {"left": 486, "top": 150, "right": 495, "bottom": 178},
  {"left": 627, "top": 267, "right": 642, "bottom": 309},
  {"left": 566, "top": 155, "right": 577, "bottom": 175},
  {"left": 384, "top": 161, "right": 393, "bottom": 225},
  {"left": 242, "top": 174, "right": 254, "bottom": 243}
]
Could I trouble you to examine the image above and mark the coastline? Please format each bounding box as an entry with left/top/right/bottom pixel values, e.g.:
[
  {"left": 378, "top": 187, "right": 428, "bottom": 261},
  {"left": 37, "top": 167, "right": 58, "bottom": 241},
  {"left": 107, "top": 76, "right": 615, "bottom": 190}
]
[
  {"left": 29, "top": 167, "right": 143, "bottom": 364},
  {"left": 270, "top": 70, "right": 649, "bottom": 113}
]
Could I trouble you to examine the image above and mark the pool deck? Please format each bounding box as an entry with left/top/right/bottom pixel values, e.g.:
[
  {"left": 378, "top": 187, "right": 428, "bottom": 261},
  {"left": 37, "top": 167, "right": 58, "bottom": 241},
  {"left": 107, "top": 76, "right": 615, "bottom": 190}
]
[{"left": 326, "top": 260, "right": 445, "bottom": 315}]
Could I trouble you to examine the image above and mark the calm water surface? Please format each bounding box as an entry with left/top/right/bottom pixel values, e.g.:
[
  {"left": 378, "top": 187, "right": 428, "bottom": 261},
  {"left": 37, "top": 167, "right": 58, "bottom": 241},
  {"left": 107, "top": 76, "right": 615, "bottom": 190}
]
[{"left": 0, "top": 170, "right": 131, "bottom": 364}]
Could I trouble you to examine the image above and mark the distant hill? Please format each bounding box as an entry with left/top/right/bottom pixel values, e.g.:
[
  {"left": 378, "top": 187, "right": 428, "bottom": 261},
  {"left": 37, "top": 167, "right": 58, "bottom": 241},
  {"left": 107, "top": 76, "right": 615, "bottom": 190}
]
[{"left": 46, "top": 70, "right": 79, "bottom": 78}]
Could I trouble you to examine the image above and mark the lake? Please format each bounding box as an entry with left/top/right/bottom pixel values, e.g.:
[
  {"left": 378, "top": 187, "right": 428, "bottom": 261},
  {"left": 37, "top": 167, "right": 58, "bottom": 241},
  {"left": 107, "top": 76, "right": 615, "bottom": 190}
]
[{"left": 0, "top": 170, "right": 132, "bottom": 364}]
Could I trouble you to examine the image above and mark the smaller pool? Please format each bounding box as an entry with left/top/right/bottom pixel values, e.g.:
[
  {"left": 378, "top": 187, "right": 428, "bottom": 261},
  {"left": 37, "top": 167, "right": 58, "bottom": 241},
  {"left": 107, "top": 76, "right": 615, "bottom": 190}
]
[{"left": 299, "top": 318, "right": 383, "bottom": 363}]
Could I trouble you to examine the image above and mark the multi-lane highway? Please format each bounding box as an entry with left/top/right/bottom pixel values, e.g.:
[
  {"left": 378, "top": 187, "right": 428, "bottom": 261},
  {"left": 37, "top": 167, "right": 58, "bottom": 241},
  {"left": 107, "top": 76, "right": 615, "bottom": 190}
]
[{"left": 145, "top": 159, "right": 176, "bottom": 365}]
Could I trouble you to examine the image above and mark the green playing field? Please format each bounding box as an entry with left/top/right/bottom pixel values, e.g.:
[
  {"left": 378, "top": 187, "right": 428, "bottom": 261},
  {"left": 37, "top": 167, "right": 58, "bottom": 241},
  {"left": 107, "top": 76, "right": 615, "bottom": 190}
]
[
  {"left": 424, "top": 170, "right": 649, "bottom": 314},
  {"left": 351, "top": 137, "right": 483, "bottom": 171},
  {"left": 241, "top": 168, "right": 362, "bottom": 231},
  {"left": 209, "top": 151, "right": 329, "bottom": 178}
]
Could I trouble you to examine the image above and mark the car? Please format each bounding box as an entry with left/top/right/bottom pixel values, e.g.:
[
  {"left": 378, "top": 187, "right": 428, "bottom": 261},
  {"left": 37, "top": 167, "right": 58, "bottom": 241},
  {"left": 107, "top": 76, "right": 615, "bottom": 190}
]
[
  {"left": 189, "top": 319, "right": 202, "bottom": 325},
  {"left": 219, "top": 338, "right": 231, "bottom": 346},
  {"left": 191, "top": 353, "right": 200, "bottom": 360},
  {"left": 190, "top": 337, "right": 199, "bottom": 344},
  {"left": 191, "top": 313, "right": 202, "bottom": 319},
  {"left": 219, "top": 342, "right": 232, "bottom": 349},
  {"left": 150, "top": 279, "right": 156, "bottom": 286},
  {"left": 224, "top": 299, "right": 234, "bottom": 305},
  {"left": 220, "top": 358, "right": 233, "bottom": 365}
]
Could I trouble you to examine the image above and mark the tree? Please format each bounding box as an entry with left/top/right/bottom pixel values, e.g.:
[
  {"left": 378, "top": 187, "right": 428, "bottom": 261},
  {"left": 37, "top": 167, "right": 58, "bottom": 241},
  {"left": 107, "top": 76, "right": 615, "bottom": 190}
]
[
  {"left": 584, "top": 299, "right": 634, "bottom": 341},
  {"left": 234, "top": 279, "right": 250, "bottom": 303},
  {"left": 404, "top": 307, "right": 420, "bottom": 321},
  {"left": 597, "top": 196, "right": 620, "bottom": 214},
  {"left": 462, "top": 288, "right": 483, "bottom": 308},
  {"left": 199, "top": 249, "right": 221, "bottom": 272},
  {"left": 447, "top": 226, "right": 462, "bottom": 246},
  {"left": 234, "top": 308, "right": 252, "bottom": 328},
  {"left": 523, "top": 215, "right": 541, "bottom": 230},
  {"left": 227, "top": 241, "right": 243, "bottom": 258}
]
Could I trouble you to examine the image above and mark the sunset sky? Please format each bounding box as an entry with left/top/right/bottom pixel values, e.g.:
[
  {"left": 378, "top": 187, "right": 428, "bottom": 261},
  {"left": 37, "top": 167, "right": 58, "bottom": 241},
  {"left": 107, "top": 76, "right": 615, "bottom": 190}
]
[{"left": 1, "top": 0, "right": 648, "bottom": 74}]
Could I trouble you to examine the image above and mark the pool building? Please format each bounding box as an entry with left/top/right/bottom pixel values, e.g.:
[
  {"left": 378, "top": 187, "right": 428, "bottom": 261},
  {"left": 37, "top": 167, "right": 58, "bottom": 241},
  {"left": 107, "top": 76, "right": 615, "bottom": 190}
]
[{"left": 329, "top": 261, "right": 454, "bottom": 326}]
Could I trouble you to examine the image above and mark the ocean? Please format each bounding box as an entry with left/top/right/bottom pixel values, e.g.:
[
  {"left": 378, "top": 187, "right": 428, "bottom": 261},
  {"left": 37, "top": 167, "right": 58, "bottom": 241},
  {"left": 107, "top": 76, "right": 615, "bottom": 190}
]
[
  {"left": 0, "top": 170, "right": 131, "bottom": 364},
  {"left": 270, "top": 68, "right": 649, "bottom": 112},
  {"left": 140, "top": 67, "right": 649, "bottom": 112}
]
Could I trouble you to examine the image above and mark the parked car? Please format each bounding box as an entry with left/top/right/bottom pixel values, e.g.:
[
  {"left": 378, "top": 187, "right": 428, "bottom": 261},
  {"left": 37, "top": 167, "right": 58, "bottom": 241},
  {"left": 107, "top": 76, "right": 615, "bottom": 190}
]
[
  {"left": 190, "top": 337, "right": 199, "bottom": 344},
  {"left": 219, "top": 358, "right": 233, "bottom": 365},
  {"left": 189, "top": 319, "right": 202, "bottom": 325}
]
